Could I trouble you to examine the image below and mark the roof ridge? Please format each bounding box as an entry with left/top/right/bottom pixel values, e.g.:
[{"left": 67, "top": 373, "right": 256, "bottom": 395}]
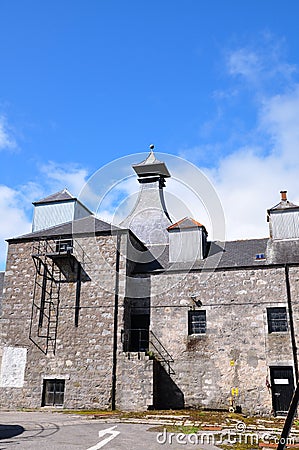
[
  {"left": 167, "top": 216, "right": 206, "bottom": 230},
  {"left": 33, "top": 188, "right": 75, "bottom": 205}
]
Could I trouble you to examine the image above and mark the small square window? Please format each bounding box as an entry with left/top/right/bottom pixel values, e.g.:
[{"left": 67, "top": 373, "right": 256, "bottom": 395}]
[
  {"left": 55, "top": 239, "right": 73, "bottom": 253},
  {"left": 188, "top": 310, "right": 206, "bottom": 335},
  {"left": 255, "top": 253, "right": 266, "bottom": 260},
  {"left": 267, "top": 307, "right": 288, "bottom": 333},
  {"left": 42, "top": 379, "right": 65, "bottom": 406}
]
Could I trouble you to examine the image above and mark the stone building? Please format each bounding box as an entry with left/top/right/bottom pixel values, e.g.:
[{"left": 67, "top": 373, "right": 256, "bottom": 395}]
[{"left": 0, "top": 150, "right": 299, "bottom": 416}]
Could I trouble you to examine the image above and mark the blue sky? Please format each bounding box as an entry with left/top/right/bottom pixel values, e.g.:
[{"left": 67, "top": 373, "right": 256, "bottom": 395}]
[{"left": 1, "top": 0, "right": 299, "bottom": 269}]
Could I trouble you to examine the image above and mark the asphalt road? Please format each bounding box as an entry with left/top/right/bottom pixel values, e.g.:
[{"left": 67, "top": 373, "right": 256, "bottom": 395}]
[{"left": 0, "top": 411, "right": 222, "bottom": 450}]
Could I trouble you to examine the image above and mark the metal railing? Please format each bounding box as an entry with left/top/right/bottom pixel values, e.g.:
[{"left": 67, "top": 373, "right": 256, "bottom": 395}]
[
  {"left": 32, "top": 238, "right": 91, "bottom": 273},
  {"left": 149, "top": 330, "right": 175, "bottom": 375},
  {"left": 122, "top": 328, "right": 175, "bottom": 374}
]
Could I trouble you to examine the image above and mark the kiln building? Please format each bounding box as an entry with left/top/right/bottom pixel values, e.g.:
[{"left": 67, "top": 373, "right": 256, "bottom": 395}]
[{"left": 0, "top": 150, "right": 299, "bottom": 416}]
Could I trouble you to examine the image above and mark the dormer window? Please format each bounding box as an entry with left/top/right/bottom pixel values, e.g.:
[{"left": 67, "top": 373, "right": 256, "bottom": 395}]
[{"left": 255, "top": 253, "right": 266, "bottom": 260}]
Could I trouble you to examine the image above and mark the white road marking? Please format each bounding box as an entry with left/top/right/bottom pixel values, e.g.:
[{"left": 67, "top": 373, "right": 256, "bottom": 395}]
[{"left": 86, "top": 425, "right": 120, "bottom": 450}]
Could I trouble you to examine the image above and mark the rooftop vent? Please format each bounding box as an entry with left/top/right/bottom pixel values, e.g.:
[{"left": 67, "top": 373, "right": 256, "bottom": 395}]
[
  {"left": 255, "top": 253, "right": 266, "bottom": 260},
  {"left": 267, "top": 190, "right": 299, "bottom": 240}
]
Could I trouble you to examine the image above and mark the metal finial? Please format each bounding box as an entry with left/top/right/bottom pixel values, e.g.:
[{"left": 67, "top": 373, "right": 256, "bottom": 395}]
[{"left": 149, "top": 144, "right": 155, "bottom": 152}]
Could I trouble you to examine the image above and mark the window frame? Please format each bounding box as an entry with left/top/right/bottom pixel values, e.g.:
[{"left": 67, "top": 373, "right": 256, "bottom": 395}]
[
  {"left": 55, "top": 239, "right": 73, "bottom": 254},
  {"left": 42, "top": 378, "right": 65, "bottom": 407},
  {"left": 267, "top": 307, "right": 288, "bottom": 333},
  {"left": 188, "top": 310, "right": 206, "bottom": 335}
]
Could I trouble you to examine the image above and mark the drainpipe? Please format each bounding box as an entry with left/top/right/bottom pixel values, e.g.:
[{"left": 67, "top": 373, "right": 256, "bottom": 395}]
[
  {"left": 74, "top": 263, "right": 81, "bottom": 327},
  {"left": 111, "top": 233, "right": 121, "bottom": 410},
  {"left": 285, "top": 264, "right": 298, "bottom": 383}
]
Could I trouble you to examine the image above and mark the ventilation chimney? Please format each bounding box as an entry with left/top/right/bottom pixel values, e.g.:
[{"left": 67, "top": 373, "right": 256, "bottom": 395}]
[
  {"left": 267, "top": 191, "right": 299, "bottom": 240},
  {"left": 120, "top": 147, "right": 172, "bottom": 250},
  {"left": 32, "top": 189, "right": 92, "bottom": 232},
  {"left": 167, "top": 217, "right": 208, "bottom": 263}
]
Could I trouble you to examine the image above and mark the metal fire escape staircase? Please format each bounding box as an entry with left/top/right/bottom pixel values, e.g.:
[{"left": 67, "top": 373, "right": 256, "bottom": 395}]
[
  {"left": 149, "top": 330, "right": 175, "bottom": 375},
  {"left": 30, "top": 238, "right": 90, "bottom": 354},
  {"left": 123, "top": 328, "right": 175, "bottom": 375}
]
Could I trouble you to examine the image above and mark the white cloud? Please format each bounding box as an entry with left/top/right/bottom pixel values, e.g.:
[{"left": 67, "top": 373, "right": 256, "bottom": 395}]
[
  {"left": 226, "top": 36, "right": 296, "bottom": 87},
  {"left": 202, "top": 86, "right": 299, "bottom": 240},
  {"left": 0, "top": 116, "right": 17, "bottom": 150},
  {"left": 39, "top": 161, "right": 89, "bottom": 197},
  {"left": 176, "top": 37, "right": 299, "bottom": 241},
  {"left": 0, "top": 185, "right": 32, "bottom": 269},
  {"left": 0, "top": 162, "right": 90, "bottom": 270},
  {"left": 260, "top": 85, "right": 299, "bottom": 161},
  {"left": 228, "top": 49, "right": 261, "bottom": 81},
  {"left": 175, "top": 84, "right": 299, "bottom": 241}
]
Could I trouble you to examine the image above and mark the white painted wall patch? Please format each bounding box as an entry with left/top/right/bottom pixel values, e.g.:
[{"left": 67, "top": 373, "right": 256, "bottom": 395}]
[{"left": 0, "top": 347, "right": 27, "bottom": 387}]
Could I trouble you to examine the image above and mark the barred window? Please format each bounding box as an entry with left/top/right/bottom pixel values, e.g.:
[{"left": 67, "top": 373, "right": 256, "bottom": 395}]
[
  {"left": 188, "top": 310, "right": 206, "bottom": 335},
  {"left": 267, "top": 307, "right": 288, "bottom": 333},
  {"left": 42, "top": 379, "right": 65, "bottom": 406}
]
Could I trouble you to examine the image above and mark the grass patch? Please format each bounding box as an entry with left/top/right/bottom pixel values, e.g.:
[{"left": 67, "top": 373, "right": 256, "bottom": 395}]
[
  {"left": 219, "top": 444, "right": 260, "bottom": 450},
  {"left": 148, "top": 425, "right": 201, "bottom": 434}
]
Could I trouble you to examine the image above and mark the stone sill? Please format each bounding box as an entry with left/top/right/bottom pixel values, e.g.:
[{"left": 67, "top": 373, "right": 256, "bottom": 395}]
[{"left": 188, "top": 334, "right": 207, "bottom": 338}]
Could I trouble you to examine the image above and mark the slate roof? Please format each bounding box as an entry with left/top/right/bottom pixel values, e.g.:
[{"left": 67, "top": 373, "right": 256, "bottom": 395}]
[
  {"left": 268, "top": 192, "right": 299, "bottom": 212},
  {"left": 7, "top": 213, "right": 299, "bottom": 272},
  {"left": 212, "top": 238, "right": 269, "bottom": 268},
  {"left": 268, "top": 200, "right": 299, "bottom": 211},
  {"left": 168, "top": 217, "right": 207, "bottom": 232},
  {"left": 33, "top": 188, "right": 75, "bottom": 205},
  {"left": 134, "top": 238, "right": 281, "bottom": 273},
  {"left": 7, "top": 216, "right": 121, "bottom": 242},
  {"left": 132, "top": 150, "right": 171, "bottom": 178}
]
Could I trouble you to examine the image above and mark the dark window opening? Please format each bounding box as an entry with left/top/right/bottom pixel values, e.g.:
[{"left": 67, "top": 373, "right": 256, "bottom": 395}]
[
  {"left": 55, "top": 239, "right": 73, "bottom": 253},
  {"left": 267, "top": 307, "right": 288, "bottom": 333},
  {"left": 42, "top": 379, "right": 65, "bottom": 406},
  {"left": 188, "top": 310, "right": 206, "bottom": 335},
  {"left": 124, "top": 314, "right": 150, "bottom": 352}
]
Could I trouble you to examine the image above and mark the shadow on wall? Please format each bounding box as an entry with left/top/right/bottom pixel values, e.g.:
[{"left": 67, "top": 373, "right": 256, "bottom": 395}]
[
  {"left": 153, "top": 360, "right": 184, "bottom": 409},
  {"left": 0, "top": 424, "right": 25, "bottom": 439}
]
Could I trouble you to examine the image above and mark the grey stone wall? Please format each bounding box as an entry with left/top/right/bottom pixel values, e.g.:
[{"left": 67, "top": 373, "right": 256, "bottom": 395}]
[
  {"left": 147, "top": 266, "right": 296, "bottom": 415},
  {"left": 116, "top": 352, "right": 153, "bottom": 411},
  {"left": 0, "top": 272, "right": 4, "bottom": 317},
  {"left": 0, "top": 233, "right": 128, "bottom": 410},
  {"left": 1, "top": 230, "right": 299, "bottom": 415}
]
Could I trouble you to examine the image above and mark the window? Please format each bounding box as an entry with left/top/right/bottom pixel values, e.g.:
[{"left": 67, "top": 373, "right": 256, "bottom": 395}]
[
  {"left": 188, "top": 310, "right": 206, "bottom": 335},
  {"left": 255, "top": 253, "right": 266, "bottom": 260},
  {"left": 55, "top": 239, "right": 73, "bottom": 253},
  {"left": 267, "top": 307, "right": 288, "bottom": 333},
  {"left": 42, "top": 379, "right": 65, "bottom": 406}
]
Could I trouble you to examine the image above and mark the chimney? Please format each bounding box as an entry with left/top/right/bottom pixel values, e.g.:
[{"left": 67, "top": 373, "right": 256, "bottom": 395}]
[
  {"left": 120, "top": 147, "right": 172, "bottom": 248},
  {"left": 280, "top": 190, "right": 287, "bottom": 202}
]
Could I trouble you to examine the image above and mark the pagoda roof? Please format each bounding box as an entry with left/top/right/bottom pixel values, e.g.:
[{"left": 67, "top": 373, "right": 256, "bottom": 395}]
[{"left": 132, "top": 149, "right": 171, "bottom": 178}]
